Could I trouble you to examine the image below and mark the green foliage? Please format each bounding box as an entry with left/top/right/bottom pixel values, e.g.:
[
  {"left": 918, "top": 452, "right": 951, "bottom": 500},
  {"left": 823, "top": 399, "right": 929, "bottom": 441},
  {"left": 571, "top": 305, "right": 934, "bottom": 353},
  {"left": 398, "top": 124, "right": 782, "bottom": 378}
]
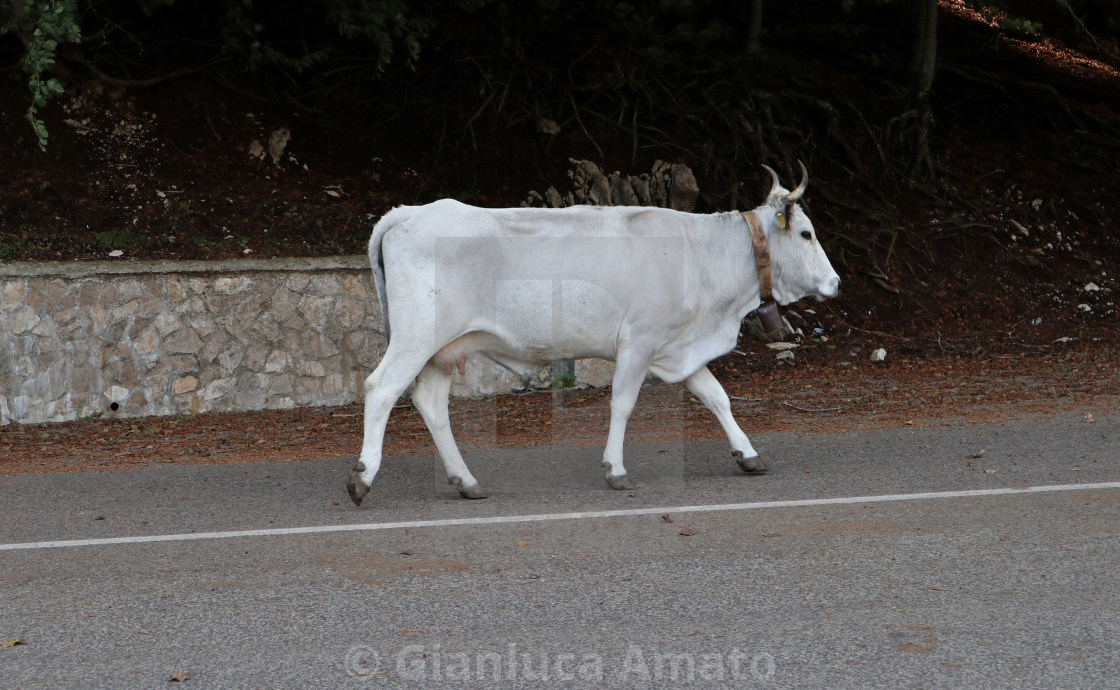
[
  {"left": 551, "top": 373, "right": 577, "bottom": 390},
  {"left": 3, "top": 1, "right": 438, "bottom": 147},
  {"left": 966, "top": 1, "right": 1044, "bottom": 35},
  {"left": 87, "top": 228, "right": 150, "bottom": 252},
  {"left": 5, "top": 1, "right": 82, "bottom": 149},
  {"left": 0, "top": 237, "right": 37, "bottom": 261},
  {"left": 325, "top": 0, "right": 435, "bottom": 71},
  {"left": 204, "top": 0, "right": 437, "bottom": 74},
  {"left": 997, "top": 16, "right": 1043, "bottom": 35}
]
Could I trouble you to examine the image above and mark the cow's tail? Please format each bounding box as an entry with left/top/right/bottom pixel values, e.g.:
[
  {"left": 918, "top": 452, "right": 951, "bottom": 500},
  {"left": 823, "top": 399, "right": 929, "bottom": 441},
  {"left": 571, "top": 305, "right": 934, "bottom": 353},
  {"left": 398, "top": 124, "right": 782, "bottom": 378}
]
[{"left": 368, "top": 206, "right": 412, "bottom": 345}]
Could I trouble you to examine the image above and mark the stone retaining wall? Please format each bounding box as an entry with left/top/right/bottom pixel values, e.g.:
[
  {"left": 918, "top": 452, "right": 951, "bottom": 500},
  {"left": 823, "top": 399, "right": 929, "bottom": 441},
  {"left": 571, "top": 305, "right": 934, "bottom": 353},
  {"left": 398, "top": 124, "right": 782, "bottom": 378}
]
[{"left": 1, "top": 256, "right": 611, "bottom": 426}]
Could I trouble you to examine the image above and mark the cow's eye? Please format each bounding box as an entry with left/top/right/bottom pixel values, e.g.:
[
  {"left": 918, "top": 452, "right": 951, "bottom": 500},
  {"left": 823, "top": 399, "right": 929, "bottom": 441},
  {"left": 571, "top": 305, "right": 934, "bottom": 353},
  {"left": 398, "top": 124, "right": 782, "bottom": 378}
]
[{"left": 800, "top": 230, "right": 812, "bottom": 241}]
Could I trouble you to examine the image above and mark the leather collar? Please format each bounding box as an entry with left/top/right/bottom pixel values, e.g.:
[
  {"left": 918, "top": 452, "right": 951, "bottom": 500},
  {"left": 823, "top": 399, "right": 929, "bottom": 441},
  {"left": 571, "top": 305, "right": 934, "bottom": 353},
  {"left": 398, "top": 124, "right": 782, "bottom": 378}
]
[{"left": 741, "top": 211, "right": 772, "bottom": 300}]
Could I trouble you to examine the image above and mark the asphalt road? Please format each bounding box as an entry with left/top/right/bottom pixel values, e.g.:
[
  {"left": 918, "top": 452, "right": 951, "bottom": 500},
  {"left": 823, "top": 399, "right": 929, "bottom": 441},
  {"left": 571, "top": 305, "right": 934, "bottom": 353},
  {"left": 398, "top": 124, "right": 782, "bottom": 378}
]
[{"left": 1, "top": 411, "right": 1118, "bottom": 689}]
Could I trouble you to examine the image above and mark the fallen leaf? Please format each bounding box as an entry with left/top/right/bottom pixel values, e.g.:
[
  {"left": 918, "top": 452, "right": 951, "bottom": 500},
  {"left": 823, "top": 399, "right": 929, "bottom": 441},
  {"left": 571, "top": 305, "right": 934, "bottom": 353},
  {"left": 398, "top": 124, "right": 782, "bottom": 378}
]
[
  {"left": 891, "top": 642, "right": 935, "bottom": 654},
  {"left": 679, "top": 528, "right": 699, "bottom": 536},
  {"left": 1086, "top": 413, "right": 1094, "bottom": 423},
  {"left": 169, "top": 671, "right": 190, "bottom": 682},
  {"left": 661, "top": 514, "right": 674, "bottom": 523},
  {"left": 1, "top": 638, "right": 25, "bottom": 647},
  {"left": 515, "top": 541, "right": 529, "bottom": 547},
  {"left": 984, "top": 469, "right": 996, "bottom": 474},
  {"left": 968, "top": 449, "right": 986, "bottom": 459}
]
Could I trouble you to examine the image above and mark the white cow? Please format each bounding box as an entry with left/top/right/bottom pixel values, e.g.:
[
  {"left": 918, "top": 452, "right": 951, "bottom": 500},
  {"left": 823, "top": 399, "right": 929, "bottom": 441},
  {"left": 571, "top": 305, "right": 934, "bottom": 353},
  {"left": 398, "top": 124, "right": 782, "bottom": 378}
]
[{"left": 347, "top": 164, "right": 840, "bottom": 505}]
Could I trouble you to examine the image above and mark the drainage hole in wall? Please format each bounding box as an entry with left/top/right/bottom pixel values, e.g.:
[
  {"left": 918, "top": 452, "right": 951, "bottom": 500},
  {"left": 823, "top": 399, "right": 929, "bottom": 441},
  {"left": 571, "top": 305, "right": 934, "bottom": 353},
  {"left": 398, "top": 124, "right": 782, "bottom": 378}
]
[{"left": 109, "top": 402, "right": 120, "bottom": 412}]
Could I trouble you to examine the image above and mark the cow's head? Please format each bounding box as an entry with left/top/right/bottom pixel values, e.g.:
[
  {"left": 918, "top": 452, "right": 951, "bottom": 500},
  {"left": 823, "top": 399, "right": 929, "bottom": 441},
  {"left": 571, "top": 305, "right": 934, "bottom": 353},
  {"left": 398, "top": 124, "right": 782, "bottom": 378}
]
[{"left": 759, "top": 162, "right": 841, "bottom": 305}]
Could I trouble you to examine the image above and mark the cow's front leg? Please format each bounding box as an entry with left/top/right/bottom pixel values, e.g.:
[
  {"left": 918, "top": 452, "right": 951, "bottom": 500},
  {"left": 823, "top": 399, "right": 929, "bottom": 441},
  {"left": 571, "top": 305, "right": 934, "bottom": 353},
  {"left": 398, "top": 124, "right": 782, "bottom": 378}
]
[
  {"left": 684, "top": 366, "right": 766, "bottom": 474},
  {"left": 601, "top": 352, "right": 649, "bottom": 490}
]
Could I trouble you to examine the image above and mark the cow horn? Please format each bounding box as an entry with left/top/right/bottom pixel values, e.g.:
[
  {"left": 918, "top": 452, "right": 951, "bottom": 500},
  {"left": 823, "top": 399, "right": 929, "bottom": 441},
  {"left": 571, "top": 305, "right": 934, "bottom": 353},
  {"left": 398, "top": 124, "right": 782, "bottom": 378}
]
[
  {"left": 760, "top": 164, "right": 782, "bottom": 198},
  {"left": 783, "top": 160, "right": 809, "bottom": 203}
]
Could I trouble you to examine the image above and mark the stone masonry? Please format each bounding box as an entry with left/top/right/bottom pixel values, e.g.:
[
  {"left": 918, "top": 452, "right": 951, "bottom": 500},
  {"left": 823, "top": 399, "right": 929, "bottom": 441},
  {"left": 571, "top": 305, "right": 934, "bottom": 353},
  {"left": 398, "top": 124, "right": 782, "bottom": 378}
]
[{"left": 1, "top": 256, "right": 611, "bottom": 426}]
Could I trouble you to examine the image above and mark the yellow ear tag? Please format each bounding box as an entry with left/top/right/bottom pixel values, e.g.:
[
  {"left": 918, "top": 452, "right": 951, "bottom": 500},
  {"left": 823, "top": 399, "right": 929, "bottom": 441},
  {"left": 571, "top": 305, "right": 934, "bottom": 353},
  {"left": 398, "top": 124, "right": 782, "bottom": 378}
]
[{"left": 777, "top": 212, "right": 787, "bottom": 230}]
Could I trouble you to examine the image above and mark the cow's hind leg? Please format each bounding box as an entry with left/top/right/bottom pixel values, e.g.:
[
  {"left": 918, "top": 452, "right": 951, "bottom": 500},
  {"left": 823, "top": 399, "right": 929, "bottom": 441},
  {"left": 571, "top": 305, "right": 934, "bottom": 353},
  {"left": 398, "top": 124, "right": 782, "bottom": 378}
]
[
  {"left": 601, "top": 350, "right": 650, "bottom": 490},
  {"left": 348, "top": 348, "right": 430, "bottom": 506},
  {"left": 684, "top": 366, "right": 766, "bottom": 474},
  {"left": 412, "top": 363, "right": 485, "bottom": 499}
]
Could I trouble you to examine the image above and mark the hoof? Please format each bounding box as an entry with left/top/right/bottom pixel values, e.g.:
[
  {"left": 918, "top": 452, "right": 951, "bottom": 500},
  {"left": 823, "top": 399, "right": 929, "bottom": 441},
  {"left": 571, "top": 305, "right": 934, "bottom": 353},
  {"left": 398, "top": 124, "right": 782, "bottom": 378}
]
[
  {"left": 606, "top": 474, "right": 637, "bottom": 491},
  {"left": 449, "top": 476, "right": 487, "bottom": 500},
  {"left": 733, "top": 450, "right": 768, "bottom": 474},
  {"left": 459, "top": 484, "right": 488, "bottom": 500},
  {"left": 347, "top": 474, "right": 370, "bottom": 507}
]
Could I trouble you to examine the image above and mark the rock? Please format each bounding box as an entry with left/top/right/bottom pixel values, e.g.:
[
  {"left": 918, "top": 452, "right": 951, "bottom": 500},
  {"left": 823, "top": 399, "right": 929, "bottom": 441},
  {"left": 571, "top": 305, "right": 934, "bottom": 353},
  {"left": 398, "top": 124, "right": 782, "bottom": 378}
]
[
  {"left": 333, "top": 297, "right": 365, "bottom": 329},
  {"left": 264, "top": 349, "right": 291, "bottom": 373},
  {"left": 668, "top": 163, "right": 699, "bottom": 212},
  {"left": 776, "top": 350, "right": 795, "bottom": 361},
  {"left": 544, "top": 187, "right": 566, "bottom": 208},
  {"left": 526, "top": 159, "right": 699, "bottom": 212},
  {"left": 297, "top": 360, "right": 326, "bottom": 377},
  {"left": 870, "top": 348, "right": 888, "bottom": 363},
  {"left": 200, "top": 377, "right": 236, "bottom": 401},
  {"left": 1084, "top": 282, "right": 1100, "bottom": 292},
  {"left": 297, "top": 294, "right": 333, "bottom": 329},
  {"left": 214, "top": 276, "right": 251, "bottom": 294},
  {"left": 171, "top": 376, "right": 198, "bottom": 395},
  {"left": 163, "top": 327, "right": 203, "bottom": 354},
  {"left": 10, "top": 306, "right": 40, "bottom": 334},
  {"left": 535, "top": 117, "right": 561, "bottom": 135},
  {"left": 134, "top": 328, "right": 159, "bottom": 355},
  {"left": 343, "top": 275, "right": 368, "bottom": 300},
  {"left": 3, "top": 281, "right": 27, "bottom": 308},
  {"left": 267, "top": 127, "right": 290, "bottom": 164},
  {"left": 609, "top": 175, "right": 638, "bottom": 206},
  {"left": 104, "top": 385, "right": 130, "bottom": 407}
]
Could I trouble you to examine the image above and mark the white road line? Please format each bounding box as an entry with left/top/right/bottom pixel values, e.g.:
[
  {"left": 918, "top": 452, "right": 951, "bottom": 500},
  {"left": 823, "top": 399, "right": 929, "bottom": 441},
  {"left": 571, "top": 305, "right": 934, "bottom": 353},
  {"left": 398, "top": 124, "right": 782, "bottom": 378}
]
[{"left": 2, "top": 481, "right": 1118, "bottom": 552}]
